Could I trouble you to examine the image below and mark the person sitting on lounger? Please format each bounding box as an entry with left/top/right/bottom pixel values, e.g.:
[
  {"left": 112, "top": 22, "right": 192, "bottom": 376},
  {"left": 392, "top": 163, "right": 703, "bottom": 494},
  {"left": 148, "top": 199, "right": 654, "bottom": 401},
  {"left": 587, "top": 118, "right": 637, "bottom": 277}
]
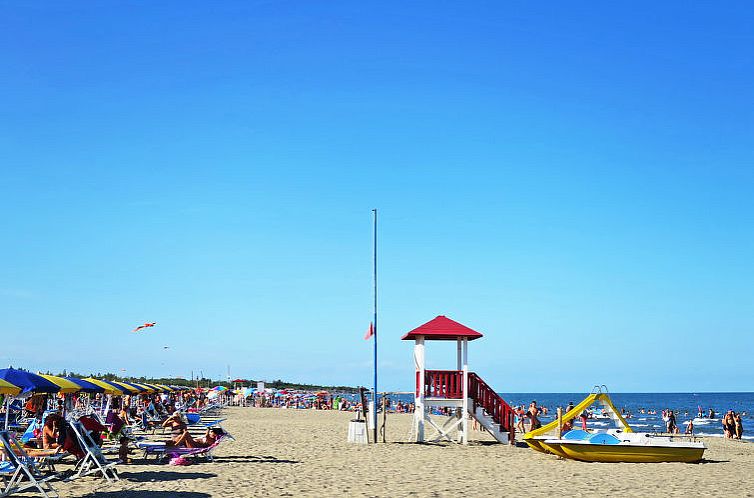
[
  {"left": 168, "top": 427, "right": 225, "bottom": 449},
  {"left": 41, "top": 414, "right": 63, "bottom": 451},
  {"left": 162, "top": 411, "right": 188, "bottom": 444}
]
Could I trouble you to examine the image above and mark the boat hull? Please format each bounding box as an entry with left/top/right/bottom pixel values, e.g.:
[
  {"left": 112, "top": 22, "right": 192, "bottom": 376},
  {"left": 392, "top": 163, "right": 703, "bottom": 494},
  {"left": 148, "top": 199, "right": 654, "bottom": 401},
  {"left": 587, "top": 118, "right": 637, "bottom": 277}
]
[
  {"left": 558, "top": 443, "right": 705, "bottom": 463},
  {"left": 538, "top": 441, "right": 571, "bottom": 459},
  {"left": 524, "top": 438, "right": 549, "bottom": 453}
]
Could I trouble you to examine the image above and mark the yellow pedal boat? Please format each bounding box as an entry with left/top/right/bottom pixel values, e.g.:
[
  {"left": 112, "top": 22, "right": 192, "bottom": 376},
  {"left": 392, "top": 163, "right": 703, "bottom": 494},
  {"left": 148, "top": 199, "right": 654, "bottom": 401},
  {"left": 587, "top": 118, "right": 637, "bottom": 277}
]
[{"left": 543, "top": 432, "right": 706, "bottom": 463}]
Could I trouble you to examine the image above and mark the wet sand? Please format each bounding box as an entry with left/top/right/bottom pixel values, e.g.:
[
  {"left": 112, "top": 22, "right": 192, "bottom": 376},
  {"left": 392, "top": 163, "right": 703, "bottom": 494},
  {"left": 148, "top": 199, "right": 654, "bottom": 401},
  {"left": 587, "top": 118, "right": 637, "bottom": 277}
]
[{"left": 56, "top": 406, "right": 754, "bottom": 497}]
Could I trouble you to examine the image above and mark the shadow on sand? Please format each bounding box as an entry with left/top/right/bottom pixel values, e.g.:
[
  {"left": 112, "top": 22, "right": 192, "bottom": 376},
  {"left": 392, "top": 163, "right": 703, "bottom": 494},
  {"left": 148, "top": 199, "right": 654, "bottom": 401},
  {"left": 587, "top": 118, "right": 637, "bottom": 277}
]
[
  {"left": 215, "top": 455, "right": 300, "bottom": 464},
  {"left": 118, "top": 471, "right": 218, "bottom": 482},
  {"left": 85, "top": 492, "right": 212, "bottom": 498}
]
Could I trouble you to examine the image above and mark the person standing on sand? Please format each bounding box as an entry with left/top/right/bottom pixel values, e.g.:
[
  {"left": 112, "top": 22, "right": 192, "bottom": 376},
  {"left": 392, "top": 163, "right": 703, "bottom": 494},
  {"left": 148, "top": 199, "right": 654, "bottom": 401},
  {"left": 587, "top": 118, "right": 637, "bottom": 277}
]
[
  {"left": 528, "top": 401, "right": 541, "bottom": 431},
  {"left": 735, "top": 413, "right": 744, "bottom": 440},
  {"left": 722, "top": 412, "right": 735, "bottom": 438},
  {"left": 515, "top": 406, "right": 526, "bottom": 433}
]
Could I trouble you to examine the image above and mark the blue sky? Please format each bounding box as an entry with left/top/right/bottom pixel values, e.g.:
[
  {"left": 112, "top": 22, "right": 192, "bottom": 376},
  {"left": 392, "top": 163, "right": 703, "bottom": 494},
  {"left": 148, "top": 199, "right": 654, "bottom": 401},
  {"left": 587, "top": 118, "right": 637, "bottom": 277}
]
[{"left": 1, "top": 1, "right": 752, "bottom": 392}]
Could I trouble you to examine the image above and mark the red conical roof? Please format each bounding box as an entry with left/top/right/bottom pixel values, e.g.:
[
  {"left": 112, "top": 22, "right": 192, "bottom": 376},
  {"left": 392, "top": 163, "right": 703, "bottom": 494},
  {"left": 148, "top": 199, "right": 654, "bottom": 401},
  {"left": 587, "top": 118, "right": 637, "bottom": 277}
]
[{"left": 401, "top": 315, "right": 484, "bottom": 341}]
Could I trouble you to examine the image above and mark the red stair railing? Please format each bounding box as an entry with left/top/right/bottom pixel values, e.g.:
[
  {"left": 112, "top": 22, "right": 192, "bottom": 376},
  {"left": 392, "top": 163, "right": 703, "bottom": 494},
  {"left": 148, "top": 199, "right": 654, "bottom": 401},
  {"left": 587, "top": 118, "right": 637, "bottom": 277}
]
[
  {"left": 467, "top": 372, "right": 514, "bottom": 434},
  {"left": 416, "top": 370, "right": 514, "bottom": 438}
]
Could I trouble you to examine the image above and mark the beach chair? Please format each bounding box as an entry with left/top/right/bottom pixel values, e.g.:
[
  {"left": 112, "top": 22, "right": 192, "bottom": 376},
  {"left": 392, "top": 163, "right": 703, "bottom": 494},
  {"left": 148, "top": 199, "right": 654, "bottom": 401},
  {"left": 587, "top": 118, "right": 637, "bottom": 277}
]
[
  {"left": 68, "top": 421, "right": 120, "bottom": 483},
  {"left": 138, "top": 431, "right": 233, "bottom": 462},
  {"left": 0, "top": 431, "right": 58, "bottom": 498}
]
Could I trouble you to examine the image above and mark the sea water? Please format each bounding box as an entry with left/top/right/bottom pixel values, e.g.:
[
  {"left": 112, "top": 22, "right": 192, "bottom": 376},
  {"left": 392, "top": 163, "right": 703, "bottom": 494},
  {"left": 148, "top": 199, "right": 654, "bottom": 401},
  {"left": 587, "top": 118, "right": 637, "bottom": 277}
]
[{"left": 502, "top": 392, "right": 753, "bottom": 440}]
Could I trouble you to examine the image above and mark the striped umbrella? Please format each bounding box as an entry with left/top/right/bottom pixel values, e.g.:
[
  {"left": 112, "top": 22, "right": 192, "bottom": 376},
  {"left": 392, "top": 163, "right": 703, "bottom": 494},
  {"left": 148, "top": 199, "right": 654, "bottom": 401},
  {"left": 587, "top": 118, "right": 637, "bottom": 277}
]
[
  {"left": 83, "top": 378, "right": 126, "bottom": 395},
  {"left": 0, "top": 368, "right": 60, "bottom": 394},
  {"left": 129, "top": 383, "right": 155, "bottom": 393},
  {"left": 109, "top": 381, "right": 141, "bottom": 394},
  {"left": 38, "top": 374, "right": 82, "bottom": 394},
  {"left": 0, "top": 379, "right": 21, "bottom": 396},
  {"left": 64, "top": 377, "right": 105, "bottom": 394}
]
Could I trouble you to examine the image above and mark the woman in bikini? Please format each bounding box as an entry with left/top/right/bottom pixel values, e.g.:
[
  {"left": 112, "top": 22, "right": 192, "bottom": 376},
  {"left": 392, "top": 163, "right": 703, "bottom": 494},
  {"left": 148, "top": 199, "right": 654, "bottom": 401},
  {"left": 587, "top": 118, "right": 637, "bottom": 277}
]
[
  {"left": 162, "top": 411, "right": 188, "bottom": 445},
  {"left": 41, "top": 414, "right": 63, "bottom": 451},
  {"left": 169, "top": 427, "right": 225, "bottom": 448}
]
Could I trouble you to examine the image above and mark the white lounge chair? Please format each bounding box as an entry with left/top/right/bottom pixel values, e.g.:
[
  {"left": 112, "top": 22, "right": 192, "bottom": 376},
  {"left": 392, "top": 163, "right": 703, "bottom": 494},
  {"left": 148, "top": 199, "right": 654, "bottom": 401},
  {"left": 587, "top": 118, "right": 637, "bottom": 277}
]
[
  {"left": 68, "top": 421, "right": 120, "bottom": 483},
  {"left": 0, "top": 431, "right": 58, "bottom": 498}
]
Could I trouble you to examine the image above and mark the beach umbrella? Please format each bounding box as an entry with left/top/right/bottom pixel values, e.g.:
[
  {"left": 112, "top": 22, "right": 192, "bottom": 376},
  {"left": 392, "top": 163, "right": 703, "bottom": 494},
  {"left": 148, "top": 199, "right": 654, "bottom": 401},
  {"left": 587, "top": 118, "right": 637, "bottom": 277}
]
[
  {"left": 83, "top": 378, "right": 126, "bottom": 395},
  {"left": 0, "top": 368, "right": 60, "bottom": 395},
  {"left": 110, "top": 381, "right": 141, "bottom": 394},
  {"left": 38, "top": 374, "right": 82, "bottom": 394},
  {"left": 0, "top": 368, "right": 60, "bottom": 431},
  {"left": 125, "top": 382, "right": 149, "bottom": 393},
  {"left": 119, "top": 382, "right": 150, "bottom": 393},
  {"left": 64, "top": 377, "right": 105, "bottom": 394},
  {"left": 0, "top": 379, "right": 21, "bottom": 396}
]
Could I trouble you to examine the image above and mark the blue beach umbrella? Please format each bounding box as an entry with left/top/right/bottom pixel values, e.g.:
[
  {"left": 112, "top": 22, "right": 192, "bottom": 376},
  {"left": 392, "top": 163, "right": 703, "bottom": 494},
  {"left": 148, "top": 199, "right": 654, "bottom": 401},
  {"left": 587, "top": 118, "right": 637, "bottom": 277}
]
[
  {"left": 0, "top": 368, "right": 60, "bottom": 430},
  {"left": 64, "top": 377, "right": 105, "bottom": 394},
  {"left": 0, "top": 368, "right": 60, "bottom": 395},
  {"left": 120, "top": 382, "right": 148, "bottom": 393}
]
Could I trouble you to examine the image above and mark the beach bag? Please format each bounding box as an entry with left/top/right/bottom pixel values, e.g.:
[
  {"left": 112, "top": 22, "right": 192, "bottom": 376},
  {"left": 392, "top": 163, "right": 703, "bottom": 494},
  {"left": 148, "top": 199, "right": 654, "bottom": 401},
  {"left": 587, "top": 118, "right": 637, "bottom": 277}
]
[{"left": 169, "top": 456, "right": 192, "bottom": 466}]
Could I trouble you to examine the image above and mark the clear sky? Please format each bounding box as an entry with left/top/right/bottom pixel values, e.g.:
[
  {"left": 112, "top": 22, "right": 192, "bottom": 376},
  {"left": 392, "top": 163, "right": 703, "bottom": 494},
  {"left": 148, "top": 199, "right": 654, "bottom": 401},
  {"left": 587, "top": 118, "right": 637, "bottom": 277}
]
[{"left": 2, "top": 1, "right": 753, "bottom": 392}]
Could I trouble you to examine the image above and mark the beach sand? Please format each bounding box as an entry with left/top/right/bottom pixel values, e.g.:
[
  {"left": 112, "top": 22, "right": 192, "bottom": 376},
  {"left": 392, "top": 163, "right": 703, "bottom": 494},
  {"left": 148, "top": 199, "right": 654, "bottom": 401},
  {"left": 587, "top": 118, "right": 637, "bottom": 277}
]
[{"left": 56, "top": 406, "right": 754, "bottom": 497}]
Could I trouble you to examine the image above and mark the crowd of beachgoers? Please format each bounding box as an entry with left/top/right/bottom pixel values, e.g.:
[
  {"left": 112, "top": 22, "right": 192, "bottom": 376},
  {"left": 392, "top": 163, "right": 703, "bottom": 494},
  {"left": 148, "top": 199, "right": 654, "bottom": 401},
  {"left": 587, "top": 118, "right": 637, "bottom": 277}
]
[
  {"left": 228, "top": 389, "right": 416, "bottom": 413},
  {"left": 0, "top": 368, "right": 235, "bottom": 497}
]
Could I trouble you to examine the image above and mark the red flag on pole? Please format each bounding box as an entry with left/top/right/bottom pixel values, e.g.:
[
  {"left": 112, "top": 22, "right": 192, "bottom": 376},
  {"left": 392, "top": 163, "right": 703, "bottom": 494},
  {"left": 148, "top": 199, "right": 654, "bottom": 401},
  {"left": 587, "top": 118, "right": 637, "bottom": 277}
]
[
  {"left": 364, "top": 322, "right": 374, "bottom": 340},
  {"left": 133, "top": 322, "right": 156, "bottom": 332}
]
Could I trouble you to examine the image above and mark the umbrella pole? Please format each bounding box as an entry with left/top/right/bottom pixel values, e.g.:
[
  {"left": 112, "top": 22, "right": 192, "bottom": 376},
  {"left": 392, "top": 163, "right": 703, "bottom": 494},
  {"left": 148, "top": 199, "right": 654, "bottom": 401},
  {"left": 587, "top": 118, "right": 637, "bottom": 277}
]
[{"left": 4, "top": 396, "right": 11, "bottom": 431}]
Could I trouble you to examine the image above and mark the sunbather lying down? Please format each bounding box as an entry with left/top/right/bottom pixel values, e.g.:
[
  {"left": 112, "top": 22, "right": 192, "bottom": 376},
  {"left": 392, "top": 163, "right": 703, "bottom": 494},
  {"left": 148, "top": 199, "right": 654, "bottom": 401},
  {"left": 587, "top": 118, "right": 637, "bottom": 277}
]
[
  {"left": 167, "top": 427, "right": 224, "bottom": 449},
  {"left": 3, "top": 447, "right": 62, "bottom": 458}
]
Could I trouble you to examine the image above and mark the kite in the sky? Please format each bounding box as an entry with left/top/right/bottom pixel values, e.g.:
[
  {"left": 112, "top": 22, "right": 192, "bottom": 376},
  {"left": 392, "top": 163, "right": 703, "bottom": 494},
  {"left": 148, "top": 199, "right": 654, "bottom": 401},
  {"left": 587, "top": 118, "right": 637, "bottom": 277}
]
[{"left": 132, "top": 322, "right": 156, "bottom": 332}]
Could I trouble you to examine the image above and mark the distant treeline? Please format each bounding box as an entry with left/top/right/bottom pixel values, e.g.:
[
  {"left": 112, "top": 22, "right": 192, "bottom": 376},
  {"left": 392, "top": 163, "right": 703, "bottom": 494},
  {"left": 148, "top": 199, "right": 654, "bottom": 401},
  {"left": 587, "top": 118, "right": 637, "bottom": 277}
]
[{"left": 45, "top": 370, "right": 359, "bottom": 393}]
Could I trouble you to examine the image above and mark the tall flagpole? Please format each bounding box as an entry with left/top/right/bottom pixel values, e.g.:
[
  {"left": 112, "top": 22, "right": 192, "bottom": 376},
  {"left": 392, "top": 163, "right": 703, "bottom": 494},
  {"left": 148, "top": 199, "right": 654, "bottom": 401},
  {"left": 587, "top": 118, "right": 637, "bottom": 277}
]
[{"left": 372, "top": 208, "right": 378, "bottom": 444}]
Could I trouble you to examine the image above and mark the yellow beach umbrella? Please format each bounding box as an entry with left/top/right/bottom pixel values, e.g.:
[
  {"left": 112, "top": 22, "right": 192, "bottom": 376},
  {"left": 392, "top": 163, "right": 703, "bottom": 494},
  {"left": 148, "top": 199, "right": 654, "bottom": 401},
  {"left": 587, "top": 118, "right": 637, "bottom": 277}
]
[
  {"left": 0, "top": 379, "right": 21, "bottom": 395},
  {"left": 110, "top": 381, "right": 140, "bottom": 394},
  {"left": 83, "top": 378, "right": 125, "bottom": 395},
  {"left": 38, "top": 374, "right": 82, "bottom": 394}
]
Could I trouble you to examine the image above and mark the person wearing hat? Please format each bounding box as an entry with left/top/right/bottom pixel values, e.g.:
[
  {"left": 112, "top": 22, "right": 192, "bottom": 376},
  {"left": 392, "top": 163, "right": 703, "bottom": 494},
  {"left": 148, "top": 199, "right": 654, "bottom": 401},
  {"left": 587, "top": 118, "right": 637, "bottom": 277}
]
[{"left": 162, "top": 410, "right": 188, "bottom": 444}]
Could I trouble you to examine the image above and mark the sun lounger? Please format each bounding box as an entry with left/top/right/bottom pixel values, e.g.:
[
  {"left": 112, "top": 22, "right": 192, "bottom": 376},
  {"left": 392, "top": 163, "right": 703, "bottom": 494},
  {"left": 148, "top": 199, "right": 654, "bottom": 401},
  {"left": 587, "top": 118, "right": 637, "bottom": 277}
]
[
  {"left": 68, "top": 421, "right": 120, "bottom": 483},
  {"left": 138, "top": 433, "right": 232, "bottom": 462},
  {"left": 0, "top": 431, "right": 58, "bottom": 498}
]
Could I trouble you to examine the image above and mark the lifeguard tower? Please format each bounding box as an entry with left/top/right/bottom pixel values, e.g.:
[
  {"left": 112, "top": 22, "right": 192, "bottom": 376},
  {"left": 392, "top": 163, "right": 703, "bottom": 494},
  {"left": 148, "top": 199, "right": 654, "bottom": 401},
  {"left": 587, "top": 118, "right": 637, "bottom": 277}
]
[{"left": 402, "top": 315, "right": 515, "bottom": 445}]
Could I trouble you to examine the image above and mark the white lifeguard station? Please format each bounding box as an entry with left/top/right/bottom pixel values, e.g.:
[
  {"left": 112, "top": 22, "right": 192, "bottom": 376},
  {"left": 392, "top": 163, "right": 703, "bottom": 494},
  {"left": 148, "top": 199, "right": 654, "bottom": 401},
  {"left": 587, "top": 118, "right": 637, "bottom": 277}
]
[{"left": 402, "top": 315, "right": 515, "bottom": 445}]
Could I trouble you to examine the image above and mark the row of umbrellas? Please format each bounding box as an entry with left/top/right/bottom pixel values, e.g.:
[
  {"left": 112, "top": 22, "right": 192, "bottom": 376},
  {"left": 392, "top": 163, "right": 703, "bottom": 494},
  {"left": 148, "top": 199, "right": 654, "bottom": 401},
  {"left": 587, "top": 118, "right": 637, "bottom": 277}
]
[{"left": 0, "top": 367, "right": 192, "bottom": 397}]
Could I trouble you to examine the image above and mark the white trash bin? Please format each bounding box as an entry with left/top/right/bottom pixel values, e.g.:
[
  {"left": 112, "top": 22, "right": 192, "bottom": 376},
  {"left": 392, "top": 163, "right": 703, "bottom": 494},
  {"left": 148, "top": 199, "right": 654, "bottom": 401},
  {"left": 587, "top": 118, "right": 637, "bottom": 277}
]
[{"left": 347, "top": 420, "right": 368, "bottom": 444}]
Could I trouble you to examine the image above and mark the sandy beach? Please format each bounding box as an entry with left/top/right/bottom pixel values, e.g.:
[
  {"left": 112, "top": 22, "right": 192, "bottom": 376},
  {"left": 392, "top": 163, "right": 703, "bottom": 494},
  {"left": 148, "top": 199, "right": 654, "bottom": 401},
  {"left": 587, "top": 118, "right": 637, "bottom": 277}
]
[{"left": 45, "top": 406, "right": 754, "bottom": 497}]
